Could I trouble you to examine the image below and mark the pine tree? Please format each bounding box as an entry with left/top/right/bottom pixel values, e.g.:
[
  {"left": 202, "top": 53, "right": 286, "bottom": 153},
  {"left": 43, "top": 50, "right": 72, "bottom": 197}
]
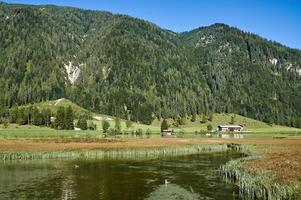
[
  {"left": 43, "top": 108, "right": 52, "bottom": 127},
  {"left": 17, "top": 108, "right": 26, "bottom": 125},
  {"left": 115, "top": 118, "right": 121, "bottom": 132},
  {"left": 230, "top": 115, "right": 236, "bottom": 124},
  {"left": 32, "top": 107, "right": 43, "bottom": 126},
  {"left": 161, "top": 119, "right": 169, "bottom": 132},
  {"left": 65, "top": 106, "right": 74, "bottom": 130},
  {"left": 126, "top": 120, "right": 133, "bottom": 130},
  {"left": 55, "top": 106, "right": 65, "bottom": 129},
  {"left": 102, "top": 120, "right": 110, "bottom": 133},
  {"left": 200, "top": 115, "right": 207, "bottom": 123},
  {"left": 10, "top": 107, "right": 18, "bottom": 123},
  {"left": 207, "top": 124, "right": 213, "bottom": 132},
  {"left": 191, "top": 113, "right": 196, "bottom": 122},
  {"left": 208, "top": 114, "right": 213, "bottom": 122},
  {"left": 77, "top": 115, "right": 87, "bottom": 130}
]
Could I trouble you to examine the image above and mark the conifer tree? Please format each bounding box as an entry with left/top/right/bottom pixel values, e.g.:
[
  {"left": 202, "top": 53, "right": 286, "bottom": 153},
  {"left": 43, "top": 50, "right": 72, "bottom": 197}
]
[
  {"left": 55, "top": 106, "right": 65, "bottom": 129},
  {"left": 32, "top": 107, "right": 43, "bottom": 126},
  {"left": 77, "top": 115, "right": 87, "bottom": 130},
  {"left": 102, "top": 120, "right": 110, "bottom": 133},
  {"left": 115, "top": 118, "right": 121, "bottom": 132},
  {"left": 65, "top": 106, "right": 74, "bottom": 130},
  {"left": 161, "top": 119, "right": 169, "bottom": 132},
  {"left": 17, "top": 108, "right": 26, "bottom": 125}
]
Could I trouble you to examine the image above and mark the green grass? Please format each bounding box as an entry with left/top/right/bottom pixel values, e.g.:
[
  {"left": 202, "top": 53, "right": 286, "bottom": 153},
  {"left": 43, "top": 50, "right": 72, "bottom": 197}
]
[
  {"left": 90, "top": 119, "right": 160, "bottom": 133},
  {"left": 0, "top": 128, "right": 100, "bottom": 138},
  {"left": 20, "top": 98, "right": 89, "bottom": 117},
  {"left": 6, "top": 99, "right": 301, "bottom": 134},
  {"left": 152, "top": 113, "right": 301, "bottom": 133}
]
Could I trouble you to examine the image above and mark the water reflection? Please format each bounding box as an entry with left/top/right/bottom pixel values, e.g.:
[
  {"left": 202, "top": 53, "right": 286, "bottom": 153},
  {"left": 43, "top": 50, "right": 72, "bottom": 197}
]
[{"left": 0, "top": 152, "right": 241, "bottom": 200}]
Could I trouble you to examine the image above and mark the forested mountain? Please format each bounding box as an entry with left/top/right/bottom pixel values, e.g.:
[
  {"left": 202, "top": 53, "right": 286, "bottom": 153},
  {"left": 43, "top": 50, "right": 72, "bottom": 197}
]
[{"left": 1, "top": 2, "right": 301, "bottom": 126}]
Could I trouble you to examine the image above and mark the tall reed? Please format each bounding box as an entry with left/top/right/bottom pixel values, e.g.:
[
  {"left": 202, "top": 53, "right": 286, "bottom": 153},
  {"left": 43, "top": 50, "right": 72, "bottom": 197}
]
[
  {"left": 219, "top": 154, "right": 300, "bottom": 199},
  {"left": 0, "top": 144, "right": 234, "bottom": 161}
]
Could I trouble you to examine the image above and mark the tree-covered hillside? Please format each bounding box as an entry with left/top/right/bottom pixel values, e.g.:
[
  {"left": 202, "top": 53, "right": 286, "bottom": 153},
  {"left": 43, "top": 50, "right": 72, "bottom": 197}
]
[{"left": 0, "top": 2, "right": 301, "bottom": 126}]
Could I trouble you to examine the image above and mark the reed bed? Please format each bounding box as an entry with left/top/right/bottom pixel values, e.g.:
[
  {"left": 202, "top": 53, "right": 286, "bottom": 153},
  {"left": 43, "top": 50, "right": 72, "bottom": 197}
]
[
  {"left": 219, "top": 156, "right": 300, "bottom": 200},
  {"left": 0, "top": 144, "right": 235, "bottom": 161}
]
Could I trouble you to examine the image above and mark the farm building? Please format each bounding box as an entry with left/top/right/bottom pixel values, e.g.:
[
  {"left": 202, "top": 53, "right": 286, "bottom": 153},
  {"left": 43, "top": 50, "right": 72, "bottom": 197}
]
[
  {"left": 217, "top": 125, "right": 243, "bottom": 132},
  {"left": 161, "top": 129, "right": 174, "bottom": 137}
]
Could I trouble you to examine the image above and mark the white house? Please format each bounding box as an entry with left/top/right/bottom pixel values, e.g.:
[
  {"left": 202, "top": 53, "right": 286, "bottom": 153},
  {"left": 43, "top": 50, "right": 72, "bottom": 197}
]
[{"left": 217, "top": 125, "right": 243, "bottom": 132}]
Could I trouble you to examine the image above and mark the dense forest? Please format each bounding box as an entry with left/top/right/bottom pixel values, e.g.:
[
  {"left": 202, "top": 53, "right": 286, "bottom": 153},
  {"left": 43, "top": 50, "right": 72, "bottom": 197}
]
[{"left": 0, "top": 2, "right": 301, "bottom": 126}]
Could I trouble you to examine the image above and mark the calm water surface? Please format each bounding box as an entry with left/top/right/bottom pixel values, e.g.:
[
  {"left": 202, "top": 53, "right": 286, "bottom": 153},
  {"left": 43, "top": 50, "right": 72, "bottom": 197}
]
[{"left": 0, "top": 152, "right": 242, "bottom": 200}]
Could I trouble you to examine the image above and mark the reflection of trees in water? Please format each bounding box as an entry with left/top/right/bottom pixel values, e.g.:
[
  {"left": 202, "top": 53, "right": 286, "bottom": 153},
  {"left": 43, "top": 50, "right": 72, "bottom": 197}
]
[
  {"left": 0, "top": 153, "right": 242, "bottom": 200},
  {"left": 0, "top": 161, "right": 72, "bottom": 199},
  {"left": 68, "top": 161, "right": 153, "bottom": 200},
  {"left": 0, "top": 162, "right": 57, "bottom": 193},
  {"left": 146, "top": 184, "right": 201, "bottom": 200}
]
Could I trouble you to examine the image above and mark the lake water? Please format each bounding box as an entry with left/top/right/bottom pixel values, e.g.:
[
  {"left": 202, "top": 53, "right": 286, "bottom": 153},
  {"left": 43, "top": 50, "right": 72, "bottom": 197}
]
[{"left": 0, "top": 152, "right": 242, "bottom": 200}]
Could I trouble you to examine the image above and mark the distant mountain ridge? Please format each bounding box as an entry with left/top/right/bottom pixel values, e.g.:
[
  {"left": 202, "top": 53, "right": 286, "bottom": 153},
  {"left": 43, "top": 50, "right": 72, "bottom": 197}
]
[{"left": 0, "top": 2, "right": 301, "bottom": 127}]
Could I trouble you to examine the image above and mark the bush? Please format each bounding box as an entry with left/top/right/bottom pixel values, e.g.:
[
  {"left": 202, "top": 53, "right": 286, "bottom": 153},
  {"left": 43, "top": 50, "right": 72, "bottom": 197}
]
[
  {"left": 102, "top": 120, "right": 110, "bottom": 133},
  {"left": 207, "top": 124, "right": 213, "bottom": 132},
  {"left": 161, "top": 119, "right": 169, "bottom": 132},
  {"left": 2, "top": 118, "right": 9, "bottom": 128},
  {"left": 177, "top": 130, "right": 185, "bottom": 137},
  {"left": 107, "top": 128, "right": 117, "bottom": 136},
  {"left": 126, "top": 120, "right": 133, "bottom": 130},
  {"left": 130, "top": 130, "right": 135, "bottom": 137},
  {"left": 77, "top": 115, "right": 88, "bottom": 130},
  {"left": 88, "top": 121, "right": 96, "bottom": 130},
  {"left": 114, "top": 118, "right": 121, "bottom": 132},
  {"left": 178, "top": 117, "right": 186, "bottom": 125},
  {"left": 135, "top": 128, "right": 143, "bottom": 137},
  {"left": 200, "top": 115, "right": 207, "bottom": 123},
  {"left": 146, "top": 128, "right": 151, "bottom": 138},
  {"left": 230, "top": 115, "right": 236, "bottom": 124},
  {"left": 209, "top": 114, "right": 213, "bottom": 122},
  {"left": 191, "top": 113, "right": 196, "bottom": 122}
]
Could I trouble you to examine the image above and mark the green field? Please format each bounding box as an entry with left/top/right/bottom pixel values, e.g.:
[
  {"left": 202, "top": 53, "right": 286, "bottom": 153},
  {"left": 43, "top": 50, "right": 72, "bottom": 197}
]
[
  {"left": 152, "top": 113, "right": 301, "bottom": 133},
  {"left": 2, "top": 99, "right": 300, "bottom": 136},
  {"left": 20, "top": 98, "right": 89, "bottom": 117}
]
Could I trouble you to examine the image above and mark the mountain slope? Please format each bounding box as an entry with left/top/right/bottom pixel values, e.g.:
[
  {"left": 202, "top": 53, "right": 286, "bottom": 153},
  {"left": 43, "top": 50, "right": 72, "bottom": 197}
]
[
  {"left": 0, "top": 2, "right": 301, "bottom": 127},
  {"left": 180, "top": 24, "right": 301, "bottom": 126}
]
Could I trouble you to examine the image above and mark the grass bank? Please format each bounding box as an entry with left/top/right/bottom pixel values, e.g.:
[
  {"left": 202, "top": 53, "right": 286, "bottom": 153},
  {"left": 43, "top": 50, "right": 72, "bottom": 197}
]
[{"left": 219, "top": 145, "right": 301, "bottom": 200}]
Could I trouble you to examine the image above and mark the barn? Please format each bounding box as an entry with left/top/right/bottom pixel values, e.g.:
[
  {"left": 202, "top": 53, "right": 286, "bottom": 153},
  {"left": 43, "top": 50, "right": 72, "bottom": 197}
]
[{"left": 217, "top": 125, "right": 243, "bottom": 132}]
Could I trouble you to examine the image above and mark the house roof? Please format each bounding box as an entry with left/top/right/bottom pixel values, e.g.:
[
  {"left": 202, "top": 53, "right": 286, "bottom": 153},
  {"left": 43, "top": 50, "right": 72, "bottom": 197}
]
[{"left": 218, "top": 125, "right": 243, "bottom": 128}]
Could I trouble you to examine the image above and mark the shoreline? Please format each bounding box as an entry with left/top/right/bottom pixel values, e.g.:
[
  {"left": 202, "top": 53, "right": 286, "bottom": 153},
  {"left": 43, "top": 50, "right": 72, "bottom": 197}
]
[{"left": 0, "top": 137, "right": 300, "bottom": 199}]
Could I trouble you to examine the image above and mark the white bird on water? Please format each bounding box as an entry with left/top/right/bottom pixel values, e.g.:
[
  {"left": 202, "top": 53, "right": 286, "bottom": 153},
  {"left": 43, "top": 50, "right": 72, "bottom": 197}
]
[{"left": 165, "top": 179, "right": 170, "bottom": 185}]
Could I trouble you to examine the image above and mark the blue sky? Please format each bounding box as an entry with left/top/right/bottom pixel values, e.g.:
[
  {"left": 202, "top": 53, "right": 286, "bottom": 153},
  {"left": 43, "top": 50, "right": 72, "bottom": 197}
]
[{"left": 3, "top": 0, "right": 301, "bottom": 49}]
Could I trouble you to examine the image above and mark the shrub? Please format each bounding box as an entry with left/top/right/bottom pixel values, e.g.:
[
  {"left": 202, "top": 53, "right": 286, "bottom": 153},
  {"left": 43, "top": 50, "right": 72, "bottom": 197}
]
[
  {"left": 207, "top": 124, "right": 213, "bottom": 132},
  {"left": 200, "top": 115, "right": 207, "bottom": 123},
  {"left": 146, "top": 128, "right": 151, "bottom": 138},
  {"left": 136, "top": 128, "right": 143, "bottom": 137},
  {"left": 191, "top": 113, "right": 196, "bottom": 122},
  {"left": 161, "top": 119, "right": 169, "bottom": 132},
  {"left": 102, "top": 120, "right": 110, "bottom": 133},
  {"left": 114, "top": 118, "right": 121, "bottom": 132},
  {"left": 2, "top": 118, "right": 9, "bottom": 128},
  {"left": 77, "top": 115, "right": 88, "bottom": 130},
  {"left": 88, "top": 121, "right": 96, "bottom": 130},
  {"left": 126, "top": 120, "right": 133, "bottom": 130}
]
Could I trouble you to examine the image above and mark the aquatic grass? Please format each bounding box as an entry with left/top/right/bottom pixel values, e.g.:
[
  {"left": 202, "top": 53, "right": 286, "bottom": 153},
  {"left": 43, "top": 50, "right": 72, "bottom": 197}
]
[
  {"left": 0, "top": 144, "right": 236, "bottom": 161},
  {"left": 219, "top": 156, "right": 301, "bottom": 200}
]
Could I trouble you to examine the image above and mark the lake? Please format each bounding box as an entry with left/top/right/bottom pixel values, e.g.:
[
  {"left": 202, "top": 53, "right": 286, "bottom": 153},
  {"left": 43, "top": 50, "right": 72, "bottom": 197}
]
[{"left": 0, "top": 152, "right": 242, "bottom": 200}]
